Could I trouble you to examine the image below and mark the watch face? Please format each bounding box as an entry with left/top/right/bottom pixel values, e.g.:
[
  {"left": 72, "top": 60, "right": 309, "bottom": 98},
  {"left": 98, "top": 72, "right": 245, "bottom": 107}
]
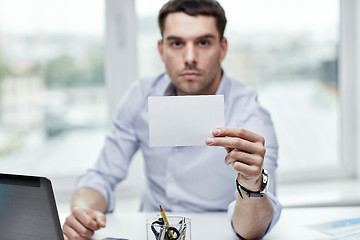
[
  {"left": 263, "top": 172, "right": 268, "bottom": 182},
  {"left": 260, "top": 185, "right": 268, "bottom": 195},
  {"left": 260, "top": 169, "right": 269, "bottom": 192}
]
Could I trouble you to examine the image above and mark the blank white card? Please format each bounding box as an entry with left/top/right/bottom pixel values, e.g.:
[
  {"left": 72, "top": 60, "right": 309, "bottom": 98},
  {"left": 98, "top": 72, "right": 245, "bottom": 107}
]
[{"left": 148, "top": 95, "right": 224, "bottom": 147}]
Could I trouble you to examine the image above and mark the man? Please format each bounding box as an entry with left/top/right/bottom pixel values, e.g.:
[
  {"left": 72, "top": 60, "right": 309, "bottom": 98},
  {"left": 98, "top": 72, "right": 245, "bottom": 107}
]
[{"left": 62, "top": 0, "right": 281, "bottom": 239}]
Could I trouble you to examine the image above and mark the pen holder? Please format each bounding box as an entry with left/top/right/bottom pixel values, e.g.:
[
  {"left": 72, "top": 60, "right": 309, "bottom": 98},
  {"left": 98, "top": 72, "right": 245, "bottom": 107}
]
[{"left": 146, "top": 215, "right": 191, "bottom": 240}]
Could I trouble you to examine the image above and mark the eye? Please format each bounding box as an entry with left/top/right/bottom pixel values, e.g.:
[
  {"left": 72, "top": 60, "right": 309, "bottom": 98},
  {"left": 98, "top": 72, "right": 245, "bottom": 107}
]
[
  {"left": 198, "top": 40, "right": 210, "bottom": 46},
  {"left": 170, "top": 41, "right": 183, "bottom": 48}
]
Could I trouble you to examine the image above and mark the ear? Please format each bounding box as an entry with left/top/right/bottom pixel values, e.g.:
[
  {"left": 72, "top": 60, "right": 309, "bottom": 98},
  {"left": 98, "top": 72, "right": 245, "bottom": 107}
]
[
  {"left": 220, "top": 37, "right": 228, "bottom": 61},
  {"left": 157, "top": 39, "right": 165, "bottom": 62}
]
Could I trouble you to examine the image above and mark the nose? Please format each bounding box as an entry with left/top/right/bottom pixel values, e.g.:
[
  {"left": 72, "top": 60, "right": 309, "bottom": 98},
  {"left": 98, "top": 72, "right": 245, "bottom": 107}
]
[{"left": 184, "top": 43, "right": 197, "bottom": 68}]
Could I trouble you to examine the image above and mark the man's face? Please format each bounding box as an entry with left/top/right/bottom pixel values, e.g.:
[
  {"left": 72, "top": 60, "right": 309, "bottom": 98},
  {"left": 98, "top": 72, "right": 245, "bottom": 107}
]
[{"left": 158, "top": 12, "right": 227, "bottom": 96}]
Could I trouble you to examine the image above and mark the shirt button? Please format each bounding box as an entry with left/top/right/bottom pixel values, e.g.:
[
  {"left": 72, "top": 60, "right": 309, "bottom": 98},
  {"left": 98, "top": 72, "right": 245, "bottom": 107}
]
[
  {"left": 173, "top": 147, "right": 179, "bottom": 152},
  {"left": 168, "top": 176, "right": 175, "bottom": 182},
  {"left": 173, "top": 199, "right": 179, "bottom": 203}
]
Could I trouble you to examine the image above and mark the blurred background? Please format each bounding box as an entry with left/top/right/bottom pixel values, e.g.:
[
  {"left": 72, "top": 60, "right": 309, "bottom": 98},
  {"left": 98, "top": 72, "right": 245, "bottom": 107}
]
[{"left": 0, "top": 0, "right": 358, "bottom": 212}]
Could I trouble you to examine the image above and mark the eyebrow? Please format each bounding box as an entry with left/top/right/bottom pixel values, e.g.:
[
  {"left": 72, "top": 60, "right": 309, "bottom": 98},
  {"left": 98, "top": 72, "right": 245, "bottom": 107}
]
[{"left": 165, "top": 34, "right": 217, "bottom": 41}]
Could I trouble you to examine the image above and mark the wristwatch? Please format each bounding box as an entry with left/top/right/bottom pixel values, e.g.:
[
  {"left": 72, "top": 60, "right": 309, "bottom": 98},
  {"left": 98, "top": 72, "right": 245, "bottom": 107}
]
[{"left": 236, "top": 169, "right": 268, "bottom": 198}]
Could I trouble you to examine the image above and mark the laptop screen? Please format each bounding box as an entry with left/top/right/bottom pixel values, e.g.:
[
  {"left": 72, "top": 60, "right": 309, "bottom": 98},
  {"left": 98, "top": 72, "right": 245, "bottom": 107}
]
[{"left": 0, "top": 173, "right": 64, "bottom": 240}]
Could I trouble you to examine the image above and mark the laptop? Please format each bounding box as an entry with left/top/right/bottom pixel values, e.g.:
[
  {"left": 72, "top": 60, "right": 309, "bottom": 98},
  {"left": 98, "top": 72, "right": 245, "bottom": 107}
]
[{"left": 0, "top": 173, "right": 64, "bottom": 240}]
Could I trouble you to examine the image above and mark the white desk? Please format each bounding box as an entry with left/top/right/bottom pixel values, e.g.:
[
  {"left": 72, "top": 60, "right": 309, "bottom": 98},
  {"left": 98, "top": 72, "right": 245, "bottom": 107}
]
[
  {"left": 60, "top": 207, "right": 360, "bottom": 239},
  {"left": 60, "top": 212, "right": 234, "bottom": 239},
  {"left": 266, "top": 206, "right": 360, "bottom": 239}
]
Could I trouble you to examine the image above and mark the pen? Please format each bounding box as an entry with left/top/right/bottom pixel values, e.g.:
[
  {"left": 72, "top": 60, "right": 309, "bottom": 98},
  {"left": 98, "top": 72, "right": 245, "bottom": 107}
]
[
  {"left": 159, "top": 205, "right": 175, "bottom": 239},
  {"left": 178, "top": 217, "right": 186, "bottom": 240}
]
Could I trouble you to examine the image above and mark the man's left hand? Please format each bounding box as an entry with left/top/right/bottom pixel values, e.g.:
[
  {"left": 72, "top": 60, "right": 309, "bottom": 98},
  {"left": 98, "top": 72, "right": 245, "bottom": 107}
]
[{"left": 206, "top": 127, "right": 266, "bottom": 191}]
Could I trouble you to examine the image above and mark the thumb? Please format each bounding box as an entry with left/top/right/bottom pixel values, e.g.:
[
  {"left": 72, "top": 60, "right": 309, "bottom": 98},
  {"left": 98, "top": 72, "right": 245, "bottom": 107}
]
[{"left": 95, "top": 211, "right": 106, "bottom": 228}]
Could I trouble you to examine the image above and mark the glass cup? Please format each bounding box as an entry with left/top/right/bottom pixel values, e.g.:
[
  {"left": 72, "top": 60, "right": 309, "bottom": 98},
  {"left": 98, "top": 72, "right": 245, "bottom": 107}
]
[{"left": 146, "top": 215, "right": 191, "bottom": 240}]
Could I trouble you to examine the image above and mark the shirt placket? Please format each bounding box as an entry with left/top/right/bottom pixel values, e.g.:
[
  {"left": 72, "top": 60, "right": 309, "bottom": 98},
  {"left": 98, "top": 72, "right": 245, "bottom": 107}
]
[{"left": 165, "top": 146, "right": 181, "bottom": 209}]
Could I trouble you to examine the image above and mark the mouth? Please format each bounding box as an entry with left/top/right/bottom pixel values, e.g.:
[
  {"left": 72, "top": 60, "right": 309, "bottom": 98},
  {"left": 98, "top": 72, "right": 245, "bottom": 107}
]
[{"left": 180, "top": 71, "right": 201, "bottom": 80}]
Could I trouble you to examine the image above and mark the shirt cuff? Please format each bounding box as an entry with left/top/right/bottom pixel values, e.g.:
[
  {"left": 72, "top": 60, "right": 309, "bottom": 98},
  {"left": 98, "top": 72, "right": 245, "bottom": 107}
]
[{"left": 75, "top": 170, "right": 116, "bottom": 213}]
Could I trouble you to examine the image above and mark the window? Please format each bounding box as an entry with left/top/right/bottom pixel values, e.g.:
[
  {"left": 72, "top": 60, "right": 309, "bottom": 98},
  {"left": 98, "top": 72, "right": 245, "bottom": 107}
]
[
  {"left": 0, "top": 0, "right": 355, "bottom": 190},
  {"left": 0, "top": 0, "right": 106, "bottom": 178},
  {"left": 134, "top": 0, "right": 347, "bottom": 181},
  {"left": 220, "top": 0, "right": 341, "bottom": 181}
]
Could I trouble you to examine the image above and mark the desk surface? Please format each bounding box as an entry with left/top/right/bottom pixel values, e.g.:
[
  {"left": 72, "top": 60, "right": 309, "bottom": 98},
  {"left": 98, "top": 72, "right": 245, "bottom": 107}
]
[
  {"left": 266, "top": 206, "right": 360, "bottom": 239},
  {"left": 60, "top": 207, "right": 360, "bottom": 239}
]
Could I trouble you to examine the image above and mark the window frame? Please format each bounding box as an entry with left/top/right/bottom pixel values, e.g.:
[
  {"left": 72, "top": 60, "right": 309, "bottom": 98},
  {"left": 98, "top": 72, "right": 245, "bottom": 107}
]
[
  {"left": 338, "top": 0, "right": 358, "bottom": 179},
  {"left": 105, "top": 0, "right": 138, "bottom": 118}
]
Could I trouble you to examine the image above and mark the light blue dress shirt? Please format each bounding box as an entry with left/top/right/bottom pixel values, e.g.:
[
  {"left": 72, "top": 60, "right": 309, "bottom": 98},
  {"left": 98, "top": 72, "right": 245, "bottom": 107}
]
[{"left": 77, "top": 72, "right": 282, "bottom": 235}]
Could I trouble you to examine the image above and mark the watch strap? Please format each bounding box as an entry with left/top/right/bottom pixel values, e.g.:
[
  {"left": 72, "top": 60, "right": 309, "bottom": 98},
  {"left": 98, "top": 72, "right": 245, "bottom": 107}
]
[{"left": 236, "top": 169, "right": 268, "bottom": 199}]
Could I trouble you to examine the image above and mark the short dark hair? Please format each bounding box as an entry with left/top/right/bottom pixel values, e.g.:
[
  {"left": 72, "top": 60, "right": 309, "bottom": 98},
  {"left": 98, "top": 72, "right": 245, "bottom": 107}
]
[{"left": 158, "top": 0, "right": 227, "bottom": 40}]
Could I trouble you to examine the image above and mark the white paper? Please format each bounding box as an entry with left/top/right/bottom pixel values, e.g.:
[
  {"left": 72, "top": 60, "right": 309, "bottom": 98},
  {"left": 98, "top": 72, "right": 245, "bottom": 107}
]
[
  {"left": 309, "top": 217, "right": 360, "bottom": 240},
  {"left": 148, "top": 95, "right": 224, "bottom": 147}
]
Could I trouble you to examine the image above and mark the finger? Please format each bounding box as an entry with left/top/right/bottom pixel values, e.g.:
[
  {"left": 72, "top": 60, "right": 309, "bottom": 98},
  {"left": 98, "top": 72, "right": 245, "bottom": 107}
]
[
  {"left": 232, "top": 161, "right": 262, "bottom": 178},
  {"left": 63, "top": 233, "right": 69, "bottom": 240},
  {"left": 65, "top": 214, "right": 95, "bottom": 238},
  {"left": 94, "top": 211, "right": 106, "bottom": 228},
  {"left": 207, "top": 136, "right": 265, "bottom": 156},
  {"left": 212, "top": 127, "right": 265, "bottom": 144},
  {"left": 225, "top": 149, "right": 263, "bottom": 166},
  {"left": 224, "top": 152, "right": 262, "bottom": 177},
  {"left": 63, "top": 222, "right": 88, "bottom": 240},
  {"left": 73, "top": 208, "right": 99, "bottom": 231}
]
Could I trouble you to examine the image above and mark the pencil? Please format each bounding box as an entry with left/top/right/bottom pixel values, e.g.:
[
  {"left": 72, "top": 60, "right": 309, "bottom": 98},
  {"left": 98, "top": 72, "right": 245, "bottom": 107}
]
[{"left": 159, "top": 205, "right": 175, "bottom": 239}]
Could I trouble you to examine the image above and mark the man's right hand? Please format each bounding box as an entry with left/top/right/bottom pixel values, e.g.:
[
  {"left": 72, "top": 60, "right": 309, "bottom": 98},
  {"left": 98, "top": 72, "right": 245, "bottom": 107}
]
[{"left": 63, "top": 207, "right": 106, "bottom": 240}]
